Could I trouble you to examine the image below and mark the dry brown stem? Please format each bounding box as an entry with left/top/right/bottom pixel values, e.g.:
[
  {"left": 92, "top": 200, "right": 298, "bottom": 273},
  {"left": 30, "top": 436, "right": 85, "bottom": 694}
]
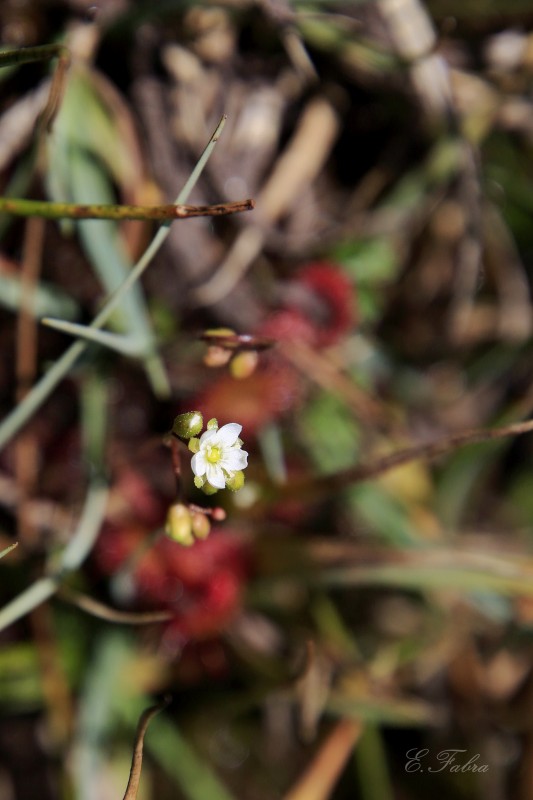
[{"left": 123, "top": 699, "right": 170, "bottom": 800}]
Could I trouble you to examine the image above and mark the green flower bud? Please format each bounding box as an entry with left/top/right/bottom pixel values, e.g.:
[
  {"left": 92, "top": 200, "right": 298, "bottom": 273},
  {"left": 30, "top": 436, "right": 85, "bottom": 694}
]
[
  {"left": 201, "top": 481, "right": 219, "bottom": 495},
  {"left": 207, "top": 418, "right": 218, "bottom": 430},
  {"left": 188, "top": 437, "right": 200, "bottom": 453},
  {"left": 230, "top": 350, "right": 259, "bottom": 379},
  {"left": 165, "top": 503, "right": 194, "bottom": 546},
  {"left": 172, "top": 411, "right": 203, "bottom": 439},
  {"left": 225, "top": 470, "right": 245, "bottom": 492},
  {"left": 203, "top": 327, "right": 235, "bottom": 338},
  {"left": 191, "top": 512, "right": 211, "bottom": 540}
]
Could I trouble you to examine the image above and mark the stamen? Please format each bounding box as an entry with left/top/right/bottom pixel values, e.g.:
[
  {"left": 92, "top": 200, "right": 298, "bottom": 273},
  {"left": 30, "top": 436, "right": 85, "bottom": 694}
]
[{"left": 206, "top": 445, "right": 221, "bottom": 464}]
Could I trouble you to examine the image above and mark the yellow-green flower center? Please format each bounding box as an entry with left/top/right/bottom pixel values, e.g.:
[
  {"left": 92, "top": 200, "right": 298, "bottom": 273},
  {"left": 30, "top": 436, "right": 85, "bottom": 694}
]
[{"left": 206, "top": 445, "right": 222, "bottom": 464}]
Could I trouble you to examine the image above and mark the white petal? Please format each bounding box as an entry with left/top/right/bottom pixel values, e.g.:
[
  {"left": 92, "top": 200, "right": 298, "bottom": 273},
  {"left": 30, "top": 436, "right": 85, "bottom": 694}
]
[
  {"left": 199, "top": 428, "right": 218, "bottom": 446},
  {"left": 206, "top": 462, "right": 226, "bottom": 489},
  {"left": 222, "top": 448, "right": 248, "bottom": 471},
  {"left": 191, "top": 452, "right": 207, "bottom": 477},
  {"left": 216, "top": 423, "right": 242, "bottom": 446}
]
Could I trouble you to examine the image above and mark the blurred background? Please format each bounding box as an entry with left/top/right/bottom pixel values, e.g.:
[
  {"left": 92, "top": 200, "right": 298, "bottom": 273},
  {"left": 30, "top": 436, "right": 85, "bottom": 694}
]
[{"left": 2, "top": 0, "right": 533, "bottom": 798}]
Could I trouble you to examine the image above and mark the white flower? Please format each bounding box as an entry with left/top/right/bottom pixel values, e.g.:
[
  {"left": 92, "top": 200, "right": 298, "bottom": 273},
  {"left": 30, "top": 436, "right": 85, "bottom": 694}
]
[{"left": 191, "top": 422, "right": 248, "bottom": 490}]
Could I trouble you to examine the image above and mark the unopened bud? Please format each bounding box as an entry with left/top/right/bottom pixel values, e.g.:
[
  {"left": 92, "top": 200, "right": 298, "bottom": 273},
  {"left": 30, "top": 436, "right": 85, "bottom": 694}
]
[
  {"left": 204, "top": 346, "right": 232, "bottom": 368},
  {"left": 201, "top": 482, "right": 219, "bottom": 496},
  {"left": 172, "top": 411, "right": 203, "bottom": 439},
  {"left": 207, "top": 418, "right": 218, "bottom": 430},
  {"left": 191, "top": 512, "right": 211, "bottom": 540},
  {"left": 203, "top": 328, "right": 236, "bottom": 339},
  {"left": 230, "top": 350, "right": 259, "bottom": 379},
  {"left": 165, "top": 503, "right": 194, "bottom": 546},
  {"left": 188, "top": 437, "right": 200, "bottom": 453},
  {"left": 226, "top": 470, "right": 245, "bottom": 492}
]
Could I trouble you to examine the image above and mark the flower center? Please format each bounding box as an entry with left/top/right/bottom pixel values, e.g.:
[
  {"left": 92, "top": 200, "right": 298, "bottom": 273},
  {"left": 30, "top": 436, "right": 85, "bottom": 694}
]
[{"left": 206, "top": 445, "right": 222, "bottom": 464}]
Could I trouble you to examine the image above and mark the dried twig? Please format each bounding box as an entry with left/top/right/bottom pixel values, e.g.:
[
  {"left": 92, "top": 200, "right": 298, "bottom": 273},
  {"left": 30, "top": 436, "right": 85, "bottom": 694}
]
[
  {"left": 192, "top": 95, "right": 340, "bottom": 306},
  {"left": 283, "top": 718, "right": 362, "bottom": 800},
  {"left": 279, "top": 339, "right": 395, "bottom": 432},
  {"left": 123, "top": 699, "right": 170, "bottom": 800},
  {"left": 289, "top": 417, "right": 533, "bottom": 495},
  {"left": 15, "top": 217, "right": 45, "bottom": 549},
  {"left": 58, "top": 586, "right": 173, "bottom": 625},
  {"left": 0, "top": 43, "right": 70, "bottom": 132}
]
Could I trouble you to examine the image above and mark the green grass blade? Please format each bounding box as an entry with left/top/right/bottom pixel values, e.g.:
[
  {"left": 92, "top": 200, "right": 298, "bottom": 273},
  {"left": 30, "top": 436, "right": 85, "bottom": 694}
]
[
  {"left": 318, "top": 559, "right": 533, "bottom": 597},
  {"left": 0, "top": 116, "right": 226, "bottom": 451},
  {"left": 0, "top": 274, "right": 78, "bottom": 319},
  {"left": 355, "top": 724, "right": 394, "bottom": 800},
  {"left": 0, "top": 543, "right": 18, "bottom": 560},
  {"left": 0, "top": 480, "right": 108, "bottom": 632},
  {"left": 42, "top": 317, "right": 143, "bottom": 356}
]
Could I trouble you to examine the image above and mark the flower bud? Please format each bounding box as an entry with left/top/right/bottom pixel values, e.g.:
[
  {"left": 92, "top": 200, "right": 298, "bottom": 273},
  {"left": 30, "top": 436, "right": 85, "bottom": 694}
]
[
  {"left": 165, "top": 503, "right": 194, "bottom": 546},
  {"left": 188, "top": 437, "right": 200, "bottom": 453},
  {"left": 191, "top": 512, "right": 211, "bottom": 540},
  {"left": 203, "top": 328, "right": 236, "bottom": 339},
  {"left": 172, "top": 411, "right": 203, "bottom": 439},
  {"left": 201, "top": 482, "right": 219, "bottom": 495},
  {"left": 207, "top": 418, "right": 219, "bottom": 430},
  {"left": 225, "top": 470, "right": 245, "bottom": 492},
  {"left": 230, "top": 350, "right": 259, "bottom": 379},
  {"left": 204, "top": 346, "right": 232, "bottom": 368}
]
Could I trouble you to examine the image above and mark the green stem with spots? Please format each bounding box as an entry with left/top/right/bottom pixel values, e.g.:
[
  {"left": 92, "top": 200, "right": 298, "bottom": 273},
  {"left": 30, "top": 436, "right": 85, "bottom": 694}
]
[
  {"left": 0, "top": 196, "right": 253, "bottom": 221},
  {"left": 0, "top": 43, "right": 69, "bottom": 68}
]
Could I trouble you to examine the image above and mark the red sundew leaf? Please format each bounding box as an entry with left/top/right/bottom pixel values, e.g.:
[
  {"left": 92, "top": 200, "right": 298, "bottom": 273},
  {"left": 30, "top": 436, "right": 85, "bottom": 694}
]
[
  {"left": 94, "top": 517, "right": 251, "bottom": 641},
  {"left": 165, "top": 571, "right": 243, "bottom": 640},
  {"left": 156, "top": 531, "right": 250, "bottom": 588},
  {"left": 206, "top": 569, "right": 242, "bottom": 613},
  {"left": 135, "top": 557, "right": 182, "bottom": 606},
  {"left": 258, "top": 308, "right": 317, "bottom": 345},
  {"left": 295, "top": 261, "right": 356, "bottom": 347}
]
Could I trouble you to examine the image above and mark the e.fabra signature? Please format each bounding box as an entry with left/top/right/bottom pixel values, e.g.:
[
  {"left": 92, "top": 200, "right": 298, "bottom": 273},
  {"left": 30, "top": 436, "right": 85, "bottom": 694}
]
[{"left": 405, "top": 748, "right": 489, "bottom": 773}]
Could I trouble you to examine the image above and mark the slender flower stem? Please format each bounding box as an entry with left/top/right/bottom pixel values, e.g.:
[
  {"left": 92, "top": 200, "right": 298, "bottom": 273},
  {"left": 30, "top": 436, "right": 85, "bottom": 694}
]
[{"left": 0, "top": 197, "right": 254, "bottom": 221}]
